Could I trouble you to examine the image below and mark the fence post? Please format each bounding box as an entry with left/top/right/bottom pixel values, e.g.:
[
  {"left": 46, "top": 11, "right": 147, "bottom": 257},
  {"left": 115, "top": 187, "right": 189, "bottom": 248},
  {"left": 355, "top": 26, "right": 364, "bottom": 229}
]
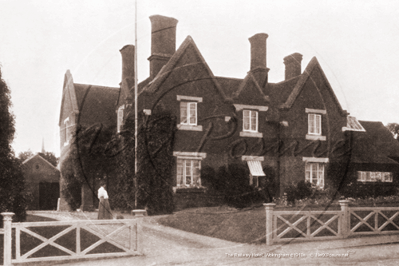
[
  {"left": 339, "top": 200, "right": 350, "bottom": 238},
  {"left": 264, "top": 203, "right": 275, "bottom": 246},
  {"left": 2, "top": 212, "right": 14, "bottom": 266},
  {"left": 132, "top": 210, "right": 146, "bottom": 254}
]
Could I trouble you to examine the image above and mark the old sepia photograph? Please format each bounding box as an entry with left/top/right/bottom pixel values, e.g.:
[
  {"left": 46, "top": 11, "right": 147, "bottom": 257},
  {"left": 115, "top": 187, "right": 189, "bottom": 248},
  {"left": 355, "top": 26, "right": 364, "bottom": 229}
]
[{"left": 1, "top": 0, "right": 399, "bottom": 265}]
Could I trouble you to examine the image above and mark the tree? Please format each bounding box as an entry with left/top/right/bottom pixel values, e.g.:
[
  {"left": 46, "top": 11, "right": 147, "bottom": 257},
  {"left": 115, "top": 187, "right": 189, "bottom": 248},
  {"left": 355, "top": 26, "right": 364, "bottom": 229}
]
[
  {"left": 19, "top": 150, "right": 58, "bottom": 167},
  {"left": 18, "top": 150, "right": 34, "bottom": 163},
  {"left": 0, "top": 65, "right": 26, "bottom": 226},
  {"left": 386, "top": 123, "right": 399, "bottom": 140},
  {"left": 38, "top": 151, "right": 58, "bottom": 167}
]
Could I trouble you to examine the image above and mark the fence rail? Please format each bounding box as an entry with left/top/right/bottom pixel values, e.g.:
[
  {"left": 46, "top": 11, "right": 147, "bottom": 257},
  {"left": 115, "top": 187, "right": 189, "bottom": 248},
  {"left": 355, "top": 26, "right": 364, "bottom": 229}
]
[
  {"left": 2, "top": 212, "right": 144, "bottom": 266},
  {"left": 273, "top": 210, "right": 342, "bottom": 242},
  {"left": 265, "top": 201, "right": 399, "bottom": 245}
]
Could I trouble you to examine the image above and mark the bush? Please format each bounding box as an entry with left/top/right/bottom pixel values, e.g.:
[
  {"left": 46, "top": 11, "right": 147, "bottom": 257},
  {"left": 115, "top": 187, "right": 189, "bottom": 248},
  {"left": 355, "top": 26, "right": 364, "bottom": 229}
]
[
  {"left": 296, "top": 180, "right": 313, "bottom": 199},
  {"left": 205, "top": 163, "right": 268, "bottom": 208},
  {"left": 283, "top": 180, "right": 315, "bottom": 205},
  {"left": 262, "top": 166, "right": 277, "bottom": 202},
  {"left": 200, "top": 166, "right": 217, "bottom": 190},
  {"left": 340, "top": 181, "right": 398, "bottom": 199}
]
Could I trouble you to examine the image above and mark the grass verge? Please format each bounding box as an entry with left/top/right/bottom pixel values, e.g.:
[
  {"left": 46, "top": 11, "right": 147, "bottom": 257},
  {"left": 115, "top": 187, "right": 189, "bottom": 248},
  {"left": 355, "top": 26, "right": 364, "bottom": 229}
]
[{"left": 158, "top": 204, "right": 397, "bottom": 244}]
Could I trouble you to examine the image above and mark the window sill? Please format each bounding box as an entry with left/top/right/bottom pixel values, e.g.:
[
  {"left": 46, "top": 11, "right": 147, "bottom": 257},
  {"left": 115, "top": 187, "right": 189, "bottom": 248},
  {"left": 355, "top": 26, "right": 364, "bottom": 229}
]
[
  {"left": 240, "top": 131, "right": 263, "bottom": 138},
  {"left": 173, "top": 186, "right": 206, "bottom": 193},
  {"left": 306, "top": 134, "right": 326, "bottom": 141},
  {"left": 177, "top": 124, "right": 203, "bottom": 131}
]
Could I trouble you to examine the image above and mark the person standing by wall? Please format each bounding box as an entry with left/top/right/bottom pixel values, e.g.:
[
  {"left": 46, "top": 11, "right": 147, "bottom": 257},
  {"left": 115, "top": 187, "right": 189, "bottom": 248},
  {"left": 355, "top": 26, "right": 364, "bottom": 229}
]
[{"left": 98, "top": 181, "right": 113, "bottom": 219}]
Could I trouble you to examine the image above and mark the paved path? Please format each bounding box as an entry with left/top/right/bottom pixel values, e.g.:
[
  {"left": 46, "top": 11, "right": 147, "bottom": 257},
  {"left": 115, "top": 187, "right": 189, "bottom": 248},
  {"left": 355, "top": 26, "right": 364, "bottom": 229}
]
[{"left": 27, "top": 211, "right": 399, "bottom": 265}]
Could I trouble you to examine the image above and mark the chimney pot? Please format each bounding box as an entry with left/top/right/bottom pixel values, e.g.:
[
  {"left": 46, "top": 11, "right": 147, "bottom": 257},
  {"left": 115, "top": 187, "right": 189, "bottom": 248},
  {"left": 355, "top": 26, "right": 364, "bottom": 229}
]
[
  {"left": 249, "top": 33, "right": 269, "bottom": 87},
  {"left": 120, "top": 45, "right": 135, "bottom": 101},
  {"left": 249, "top": 33, "right": 268, "bottom": 71},
  {"left": 283, "top": 53, "right": 303, "bottom": 80},
  {"left": 148, "top": 15, "right": 178, "bottom": 79}
]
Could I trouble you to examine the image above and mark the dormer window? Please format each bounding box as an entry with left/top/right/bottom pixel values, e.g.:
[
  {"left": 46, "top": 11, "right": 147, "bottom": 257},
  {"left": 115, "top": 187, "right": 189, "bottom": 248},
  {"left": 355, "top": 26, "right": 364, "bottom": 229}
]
[
  {"left": 243, "top": 110, "right": 258, "bottom": 132},
  {"left": 234, "top": 104, "right": 267, "bottom": 138},
  {"left": 117, "top": 105, "right": 124, "bottom": 133},
  {"left": 305, "top": 108, "right": 326, "bottom": 141}
]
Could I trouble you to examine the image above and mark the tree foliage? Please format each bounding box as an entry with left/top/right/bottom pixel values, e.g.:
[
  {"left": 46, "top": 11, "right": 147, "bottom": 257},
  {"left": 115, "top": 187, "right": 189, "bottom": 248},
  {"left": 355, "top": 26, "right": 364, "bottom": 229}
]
[
  {"left": 204, "top": 163, "right": 268, "bottom": 208},
  {"left": 60, "top": 124, "right": 116, "bottom": 210},
  {"left": 386, "top": 123, "right": 399, "bottom": 140},
  {"left": 0, "top": 65, "right": 26, "bottom": 226},
  {"left": 18, "top": 150, "right": 34, "bottom": 163},
  {"left": 60, "top": 107, "right": 176, "bottom": 215},
  {"left": 18, "top": 150, "right": 58, "bottom": 167},
  {"left": 38, "top": 152, "right": 58, "bottom": 167}
]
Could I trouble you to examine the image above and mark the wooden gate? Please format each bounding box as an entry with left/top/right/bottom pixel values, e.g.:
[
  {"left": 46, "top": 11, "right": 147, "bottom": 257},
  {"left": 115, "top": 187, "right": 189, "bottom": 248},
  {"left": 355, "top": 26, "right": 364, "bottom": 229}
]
[{"left": 9, "top": 218, "right": 142, "bottom": 264}]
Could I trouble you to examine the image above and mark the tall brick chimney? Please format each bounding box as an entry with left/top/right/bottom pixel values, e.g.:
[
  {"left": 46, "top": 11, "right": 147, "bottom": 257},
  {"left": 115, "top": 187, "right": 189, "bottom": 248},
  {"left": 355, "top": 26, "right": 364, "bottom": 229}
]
[
  {"left": 283, "top": 53, "right": 303, "bottom": 80},
  {"left": 148, "top": 15, "right": 178, "bottom": 80},
  {"left": 120, "top": 45, "right": 135, "bottom": 101},
  {"left": 249, "top": 33, "right": 269, "bottom": 87}
]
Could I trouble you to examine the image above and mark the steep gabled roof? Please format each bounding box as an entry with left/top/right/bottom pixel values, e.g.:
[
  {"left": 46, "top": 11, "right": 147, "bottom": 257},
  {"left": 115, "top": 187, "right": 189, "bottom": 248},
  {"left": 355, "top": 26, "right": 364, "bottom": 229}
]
[
  {"left": 265, "top": 76, "right": 301, "bottom": 106},
  {"left": 279, "top": 57, "right": 347, "bottom": 116},
  {"left": 117, "top": 77, "right": 152, "bottom": 105},
  {"left": 22, "top": 154, "right": 59, "bottom": 172},
  {"left": 59, "top": 71, "right": 120, "bottom": 128},
  {"left": 232, "top": 72, "right": 270, "bottom": 102},
  {"left": 351, "top": 121, "right": 399, "bottom": 165},
  {"left": 59, "top": 70, "right": 79, "bottom": 126},
  {"left": 143, "top": 36, "right": 228, "bottom": 101},
  {"left": 73, "top": 83, "right": 119, "bottom": 127},
  {"left": 215, "top": 77, "right": 243, "bottom": 98}
]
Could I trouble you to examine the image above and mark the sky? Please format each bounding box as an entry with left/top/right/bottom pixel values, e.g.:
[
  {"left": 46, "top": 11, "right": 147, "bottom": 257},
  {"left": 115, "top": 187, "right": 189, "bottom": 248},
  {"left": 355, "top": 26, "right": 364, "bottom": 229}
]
[{"left": 1, "top": 0, "right": 399, "bottom": 157}]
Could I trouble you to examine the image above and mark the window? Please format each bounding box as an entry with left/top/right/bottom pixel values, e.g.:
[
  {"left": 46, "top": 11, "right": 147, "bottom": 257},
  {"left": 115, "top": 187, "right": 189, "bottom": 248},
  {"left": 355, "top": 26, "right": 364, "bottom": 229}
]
[
  {"left": 243, "top": 110, "right": 258, "bottom": 132},
  {"left": 250, "top": 175, "right": 259, "bottom": 187},
  {"left": 305, "top": 162, "right": 325, "bottom": 189},
  {"left": 308, "top": 113, "right": 321, "bottom": 135},
  {"left": 357, "top": 171, "right": 393, "bottom": 182},
  {"left": 180, "top": 102, "right": 197, "bottom": 125},
  {"left": 117, "top": 106, "right": 124, "bottom": 133},
  {"left": 177, "top": 159, "right": 201, "bottom": 187},
  {"left": 64, "top": 117, "right": 70, "bottom": 146}
]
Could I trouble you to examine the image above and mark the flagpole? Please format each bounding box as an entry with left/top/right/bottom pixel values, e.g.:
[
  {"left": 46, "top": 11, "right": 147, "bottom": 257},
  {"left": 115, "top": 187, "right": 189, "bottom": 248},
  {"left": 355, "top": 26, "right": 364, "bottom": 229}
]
[{"left": 134, "top": 0, "right": 138, "bottom": 209}]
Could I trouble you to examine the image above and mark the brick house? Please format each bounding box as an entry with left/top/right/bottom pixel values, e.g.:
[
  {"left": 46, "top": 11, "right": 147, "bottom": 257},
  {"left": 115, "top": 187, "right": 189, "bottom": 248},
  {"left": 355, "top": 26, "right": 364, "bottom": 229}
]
[
  {"left": 59, "top": 72, "right": 119, "bottom": 210},
  {"left": 22, "top": 154, "right": 60, "bottom": 210},
  {"left": 59, "top": 15, "right": 399, "bottom": 210}
]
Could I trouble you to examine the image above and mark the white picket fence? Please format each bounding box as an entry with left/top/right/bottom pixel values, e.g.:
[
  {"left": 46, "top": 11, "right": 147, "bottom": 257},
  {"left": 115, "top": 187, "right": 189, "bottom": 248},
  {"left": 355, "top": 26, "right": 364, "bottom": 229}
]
[
  {"left": 265, "top": 200, "right": 399, "bottom": 245},
  {"left": 2, "top": 211, "right": 145, "bottom": 266}
]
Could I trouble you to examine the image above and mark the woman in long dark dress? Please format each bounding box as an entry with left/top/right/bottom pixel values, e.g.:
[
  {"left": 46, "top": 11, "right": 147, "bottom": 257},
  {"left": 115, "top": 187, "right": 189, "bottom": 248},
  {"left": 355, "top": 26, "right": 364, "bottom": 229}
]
[{"left": 98, "top": 183, "right": 113, "bottom": 219}]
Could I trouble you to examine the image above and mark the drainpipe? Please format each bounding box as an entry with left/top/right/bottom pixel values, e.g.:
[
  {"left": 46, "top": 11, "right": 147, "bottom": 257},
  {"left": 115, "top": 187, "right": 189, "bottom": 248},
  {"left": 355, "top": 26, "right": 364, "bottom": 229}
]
[{"left": 276, "top": 122, "right": 281, "bottom": 198}]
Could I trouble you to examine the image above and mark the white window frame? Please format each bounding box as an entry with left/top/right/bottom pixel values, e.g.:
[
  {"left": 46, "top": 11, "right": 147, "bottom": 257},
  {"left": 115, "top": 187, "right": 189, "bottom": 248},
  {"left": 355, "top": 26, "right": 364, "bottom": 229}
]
[
  {"left": 64, "top": 117, "right": 70, "bottom": 146},
  {"left": 176, "top": 158, "right": 201, "bottom": 187},
  {"left": 117, "top": 105, "right": 125, "bottom": 133},
  {"left": 180, "top": 102, "right": 197, "bottom": 126},
  {"left": 308, "top": 113, "right": 322, "bottom": 135},
  {"left": 249, "top": 174, "right": 259, "bottom": 187},
  {"left": 305, "top": 162, "right": 325, "bottom": 189},
  {"left": 243, "top": 109, "right": 258, "bottom": 133},
  {"left": 357, "top": 171, "right": 393, "bottom": 182}
]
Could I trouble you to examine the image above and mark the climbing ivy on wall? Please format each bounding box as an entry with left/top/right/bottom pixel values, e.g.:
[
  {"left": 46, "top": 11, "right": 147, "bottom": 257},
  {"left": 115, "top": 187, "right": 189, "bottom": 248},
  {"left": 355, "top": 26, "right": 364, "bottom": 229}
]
[{"left": 60, "top": 107, "right": 176, "bottom": 215}]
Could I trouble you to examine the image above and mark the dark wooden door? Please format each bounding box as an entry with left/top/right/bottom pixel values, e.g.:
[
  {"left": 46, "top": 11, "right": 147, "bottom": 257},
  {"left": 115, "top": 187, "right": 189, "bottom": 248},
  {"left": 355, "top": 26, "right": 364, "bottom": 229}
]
[{"left": 39, "top": 182, "right": 60, "bottom": 210}]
